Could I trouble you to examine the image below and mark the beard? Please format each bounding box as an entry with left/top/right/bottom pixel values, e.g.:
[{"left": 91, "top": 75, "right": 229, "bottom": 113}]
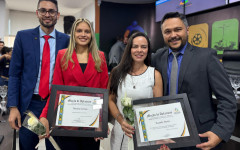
[
  {"left": 167, "top": 36, "right": 187, "bottom": 51},
  {"left": 39, "top": 18, "right": 57, "bottom": 29}
]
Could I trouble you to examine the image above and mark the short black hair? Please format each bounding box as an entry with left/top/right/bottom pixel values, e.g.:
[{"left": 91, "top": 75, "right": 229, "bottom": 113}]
[
  {"left": 2, "top": 47, "right": 12, "bottom": 54},
  {"left": 161, "top": 12, "right": 188, "bottom": 28},
  {"left": 0, "top": 41, "right": 4, "bottom": 44},
  {"left": 37, "top": 0, "right": 58, "bottom": 11},
  {"left": 1, "top": 46, "right": 8, "bottom": 54}
]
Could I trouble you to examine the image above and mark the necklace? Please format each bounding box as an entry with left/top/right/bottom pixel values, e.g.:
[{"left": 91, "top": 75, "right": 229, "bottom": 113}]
[
  {"left": 130, "top": 65, "right": 147, "bottom": 89},
  {"left": 131, "top": 75, "right": 136, "bottom": 89}
]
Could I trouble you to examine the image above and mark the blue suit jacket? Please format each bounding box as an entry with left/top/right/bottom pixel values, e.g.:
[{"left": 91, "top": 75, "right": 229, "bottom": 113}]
[{"left": 7, "top": 26, "right": 69, "bottom": 115}]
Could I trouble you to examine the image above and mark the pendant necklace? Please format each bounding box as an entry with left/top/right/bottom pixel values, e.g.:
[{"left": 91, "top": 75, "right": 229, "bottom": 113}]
[
  {"left": 130, "top": 65, "right": 145, "bottom": 89},
  {"left": 131, "top": 75, "right": 136, "bottom": 89}
]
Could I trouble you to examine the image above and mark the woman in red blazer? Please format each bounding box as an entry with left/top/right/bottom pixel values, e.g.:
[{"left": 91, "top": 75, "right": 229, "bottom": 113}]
[{"left": 39, "top": 18, "right": 108, "bottom": 150}]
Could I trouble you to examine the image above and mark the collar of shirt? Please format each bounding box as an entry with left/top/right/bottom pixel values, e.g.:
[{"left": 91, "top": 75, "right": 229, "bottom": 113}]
[
  {"left": 39, "top": 27, "right": 56, "bottom": 38},
  {"left": 168, "top": 42, "right": 188, "bottom": 56}
]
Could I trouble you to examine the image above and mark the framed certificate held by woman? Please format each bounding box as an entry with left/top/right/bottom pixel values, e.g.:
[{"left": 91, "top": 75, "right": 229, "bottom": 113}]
[{"left": 133, "top": 93, "right": 200, "bottom": 149}]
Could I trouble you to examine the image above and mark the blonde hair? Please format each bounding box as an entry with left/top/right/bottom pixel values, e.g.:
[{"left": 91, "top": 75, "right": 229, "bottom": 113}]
[{"left": 62, "top": 18, "right": 102, "bottom": 72}]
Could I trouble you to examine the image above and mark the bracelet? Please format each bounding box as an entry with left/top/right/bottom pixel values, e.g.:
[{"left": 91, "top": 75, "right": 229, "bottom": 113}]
[{"left": 115, "top": 113, "right": 122, "bottom": 121}]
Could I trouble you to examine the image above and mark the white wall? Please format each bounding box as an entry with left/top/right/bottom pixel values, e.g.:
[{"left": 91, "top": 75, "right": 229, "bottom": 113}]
[
  {"left": 9, "top": 10, "right": 64, "bottom": 35},
  {"left": 74, "top": 1, "right": 95, "bottom": 30},
  {"left": 0, "top": 0, "right": 9, "bottom": 40}
]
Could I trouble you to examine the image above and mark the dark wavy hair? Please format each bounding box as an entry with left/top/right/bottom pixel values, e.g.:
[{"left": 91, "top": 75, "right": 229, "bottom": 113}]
[{"left": 109, "top": 32, "right": 151, "bottom": 96}]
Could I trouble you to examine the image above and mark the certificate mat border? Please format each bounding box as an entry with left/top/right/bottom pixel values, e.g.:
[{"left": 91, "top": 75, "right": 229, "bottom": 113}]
[
  {"left": 132, "top": 93, "right": 201, "bottom": 149},
  {"left": 47, "top": 85, "right": 109, "bottom": 138}
]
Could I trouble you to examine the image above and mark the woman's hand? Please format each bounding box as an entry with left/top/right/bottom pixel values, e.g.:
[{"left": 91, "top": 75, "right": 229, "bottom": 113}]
[
  {"left": 39, "top": 117, "right": 50, "bottom": 139},
  {"left": 94, "top": 125, "right": 111, "bottom": 142},
  {"left": 108, "top": 126, "right": 110, "bottom": 135},
  {"left": 156, "top": 139, "right": 175, "bottom": 144},
  {"left": 157, "top": 144, "right": 170, "bottom": 150},
  {"left": 94, "top": 137, "right": 104, "bottom": 142},
  {"left": 120, "top": 120, "right": 135, "bottom": 138}
]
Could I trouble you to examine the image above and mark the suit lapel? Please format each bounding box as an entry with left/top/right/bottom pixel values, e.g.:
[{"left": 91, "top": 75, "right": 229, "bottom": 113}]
[
  {"left": 32, "top": 26, "right": 41, "bottom": 73},
  {"left": 69, "top": 51, "right": 96, "bottom": 85},
  {"left": 55, "top": 30, "right": 63, "bottom": 56},
  {"left": 69, "top": 51, "right": 87, "bottom": 85},
  {"left": 161, "top": 49, "right": 169, "bottom": 96},
  {"left": 178, "top": 44, "right": 194, "bottom": 92},
  {"left": 84, "top": 52, "right": 95, "bottom": 82}
]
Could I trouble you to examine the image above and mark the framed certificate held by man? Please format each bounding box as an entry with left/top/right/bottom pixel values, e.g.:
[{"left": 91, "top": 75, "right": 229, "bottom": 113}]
[
  {"left": 133, "top": 93, "right": 200, "bottom": 149},
  {"left": 47, "top": 85, "right": 108, "bottom": 138}
]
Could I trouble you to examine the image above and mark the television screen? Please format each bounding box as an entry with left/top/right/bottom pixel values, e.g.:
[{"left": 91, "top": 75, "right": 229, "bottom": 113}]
[
  {"left": 185, "top": 0, "right": 227, "bottom": 15},
  {"left": 156, "top": 0, "right": 227, "bottom": 22},
  {"left": 155, "top": 0, "right": 184, "bottom": 22},
  {"left": 229, "top": 0, "right": 240, "bottom": 3}
]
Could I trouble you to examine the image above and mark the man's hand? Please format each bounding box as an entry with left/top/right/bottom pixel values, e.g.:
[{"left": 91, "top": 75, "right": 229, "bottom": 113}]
[
  {"left": 8, "top": 107, "right": 21, "bottom": 130},
  {"left": 196, "top": 131, "right": 222, "bottom": 150},
  {"left": 39, "top": 117, "right": 50, "bottom": 139}
]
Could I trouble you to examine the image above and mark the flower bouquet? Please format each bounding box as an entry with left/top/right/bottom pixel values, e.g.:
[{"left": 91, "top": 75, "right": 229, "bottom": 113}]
[
  {"left": 121, "top": 93, "right": 134, "bottom": 125},
  {"left": 22, "top": 111, "right": 61, "bottom": 150},
  {"left": 121, "top": 93, "right": 135, "bottom": 149},
  {"left": 22, "top": 111, "right": 45, "bottom": 135}
]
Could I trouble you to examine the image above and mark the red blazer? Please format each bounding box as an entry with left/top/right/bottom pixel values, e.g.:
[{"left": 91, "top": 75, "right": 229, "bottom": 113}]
[{"left": 40, "top": 49, "right": 109, "bottom": 118}]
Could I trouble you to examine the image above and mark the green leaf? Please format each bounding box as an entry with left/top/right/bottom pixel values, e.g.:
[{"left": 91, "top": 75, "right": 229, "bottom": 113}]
[
  {"left": 129, "top": 112, "right": 134, "bottom": 121},
  {"left": 123, "top": 107, "right": 129, "bottom": 117}
]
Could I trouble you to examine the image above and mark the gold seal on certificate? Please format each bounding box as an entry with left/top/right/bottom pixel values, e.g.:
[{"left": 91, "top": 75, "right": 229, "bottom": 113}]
[
  {"left": 55, "top": 94, "right": 103, "bottom": 128},
  {"left": 47, "top": 85, "right": 109, "bottom": 138},
  {"left": 132, "top": 94, "right": 200, "bottom": 149}
]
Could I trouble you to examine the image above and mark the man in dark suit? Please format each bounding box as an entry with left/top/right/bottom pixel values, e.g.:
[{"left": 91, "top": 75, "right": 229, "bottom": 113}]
[
  {"left": 152, "top": 12, "right": 237, "bottom": 150},
  {"left": 7, "top": 0, "right": 69, "bottom": 149}
]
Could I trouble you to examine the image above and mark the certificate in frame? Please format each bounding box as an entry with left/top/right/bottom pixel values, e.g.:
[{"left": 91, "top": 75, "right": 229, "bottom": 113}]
[
  {"left": 47, "top": 85, "right": 108, "bottom": 138},
  {"left": 133, "top": 93, "right": 200, "bottom": 149}
]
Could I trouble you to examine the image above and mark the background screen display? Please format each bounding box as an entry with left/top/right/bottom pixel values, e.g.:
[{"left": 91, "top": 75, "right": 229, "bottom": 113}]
[
  {"left": 155, "top": 0, "right": 184, "bottom": 22},
  {"left": 185, "top": 0, "right": 227, "bottom": 15},
  {"left": 156, "top": 0, "right": 227, "bottom": 22}
]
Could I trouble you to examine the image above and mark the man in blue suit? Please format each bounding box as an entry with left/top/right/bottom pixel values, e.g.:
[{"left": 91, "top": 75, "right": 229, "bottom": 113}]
[{"left": 7, "top": 0, "right": 69, "bottom": 149}]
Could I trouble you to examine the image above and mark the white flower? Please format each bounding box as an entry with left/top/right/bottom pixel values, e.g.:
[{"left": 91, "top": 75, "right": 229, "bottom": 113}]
[
  {"left": 121, "top": 93, "right": 132, "bottom": 107},
  {"left": 27, "top": 117, "right": 38, "bottom": 128}
]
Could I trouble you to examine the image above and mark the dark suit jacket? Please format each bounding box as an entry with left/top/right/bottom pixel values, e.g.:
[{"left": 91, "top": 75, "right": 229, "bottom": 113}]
[
  {"left": 7, "top": 26, "right": 69, "bottom": 115},
  {"left": 152, "top": 43, "right": 237, "bottom": 142},
  {"left": 40, "top": 49, "right": 109, "bottom": 118}
]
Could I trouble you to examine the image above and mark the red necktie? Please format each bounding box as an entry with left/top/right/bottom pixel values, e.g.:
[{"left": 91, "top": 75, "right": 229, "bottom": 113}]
[{"left": 39, "top": 35, "right": 51, "bottom": 99}]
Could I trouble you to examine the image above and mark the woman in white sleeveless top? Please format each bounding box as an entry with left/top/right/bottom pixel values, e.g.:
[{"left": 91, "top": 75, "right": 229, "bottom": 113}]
[{"left": 108, "top": 32, "right": 169, "bottom": 150}]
